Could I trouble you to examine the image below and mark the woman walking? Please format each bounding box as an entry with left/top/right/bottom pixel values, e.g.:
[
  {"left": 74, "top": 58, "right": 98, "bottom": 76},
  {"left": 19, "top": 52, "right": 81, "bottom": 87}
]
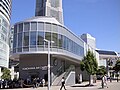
[{"left": 60, "top": 77, "right": 67, "bottom": 90}]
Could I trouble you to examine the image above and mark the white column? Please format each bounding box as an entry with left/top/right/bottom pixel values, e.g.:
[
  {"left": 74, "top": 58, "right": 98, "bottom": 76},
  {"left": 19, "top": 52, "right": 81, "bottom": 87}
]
[
  {"left": 11, "top": 66, "right": 15, "bottom": 80},
  {"left": 48, "top": 41, "right": 50, "bottom": 90},
  {"left": 0, "top": 67, "right": 1, "bottom": 80}
]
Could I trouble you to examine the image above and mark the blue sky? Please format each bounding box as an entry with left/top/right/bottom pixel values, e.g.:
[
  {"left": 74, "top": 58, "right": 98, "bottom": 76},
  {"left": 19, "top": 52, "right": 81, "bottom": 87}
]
[{"left": 11, "top": 0, "right": 120, "bottom": 52}]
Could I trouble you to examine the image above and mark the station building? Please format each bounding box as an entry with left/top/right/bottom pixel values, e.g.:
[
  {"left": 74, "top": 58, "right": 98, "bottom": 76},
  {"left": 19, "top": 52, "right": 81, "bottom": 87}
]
[{"left": 10, "top": 0, "right": 99, "bottom": 85}]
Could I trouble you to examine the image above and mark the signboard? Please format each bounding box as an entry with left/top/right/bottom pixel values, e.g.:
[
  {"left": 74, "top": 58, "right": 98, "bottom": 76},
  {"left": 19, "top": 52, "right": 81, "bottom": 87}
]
[{"left": 22, "top": 66, "right": 53, "bottom": 71}]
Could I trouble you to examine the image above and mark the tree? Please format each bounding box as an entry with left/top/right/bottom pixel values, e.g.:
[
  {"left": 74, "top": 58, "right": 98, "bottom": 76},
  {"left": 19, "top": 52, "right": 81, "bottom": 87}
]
[
  {"left": 80, "top": 50, "right": 98, "bottom": 85},
  {"left": 113, "top": 59, "right": 120, "bottom": 82},
  {"left": 97, "top": 66, "right": 106, "bottom": 75},
  {"left": 1, "top": 68, "right": 11, "bottom": 80}
]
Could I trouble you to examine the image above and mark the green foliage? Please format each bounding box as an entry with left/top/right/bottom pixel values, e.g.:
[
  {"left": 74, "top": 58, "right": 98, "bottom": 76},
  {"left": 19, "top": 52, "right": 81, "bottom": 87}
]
[
  {"left": 97, "top": 66, "right": 106, "bottom": 75},
  {"left": 1, "top": 68, "right": 11, "bottom": 80},
  {"left": 81, "top": 50, "right": 98, "bottom": 75},
  {"left": 113, "top": 59, "right": 120, "bottom": 72},
  {"left": 115, "top": 74, "right": 119, "bottom": 77},
  {"left": 80, "top": 61, "right": 85, "bottom": 71}
]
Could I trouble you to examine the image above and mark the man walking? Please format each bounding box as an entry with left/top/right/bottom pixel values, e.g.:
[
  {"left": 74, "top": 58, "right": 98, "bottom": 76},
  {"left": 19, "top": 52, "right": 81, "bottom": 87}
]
[
  {"left": 60, "top": 77, "right": 67, "bottom": 90},
  {"left": 102, "top": 74, "right": 108, "bottom": 88}
]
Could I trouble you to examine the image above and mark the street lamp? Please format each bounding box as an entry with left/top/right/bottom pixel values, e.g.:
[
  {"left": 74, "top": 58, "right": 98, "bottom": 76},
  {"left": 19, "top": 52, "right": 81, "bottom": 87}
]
[{"left": 44, "top": 39, "right": 54, "bottom": 90}]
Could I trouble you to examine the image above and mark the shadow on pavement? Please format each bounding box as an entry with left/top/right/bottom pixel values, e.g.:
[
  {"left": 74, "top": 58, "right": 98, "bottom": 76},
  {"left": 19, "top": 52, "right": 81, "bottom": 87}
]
[{"left": 71, "top": 84, "right": 96, "bottom": 87}]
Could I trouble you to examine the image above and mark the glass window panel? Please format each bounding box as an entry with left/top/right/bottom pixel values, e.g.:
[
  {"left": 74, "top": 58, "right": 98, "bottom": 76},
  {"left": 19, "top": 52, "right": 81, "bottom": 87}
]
[
  {"left": 17, "top": 48, "right": 22, "bottom": 52},
  {"left": 52, "top": 24, "right": 57, "bottom": 32},
  {"left": 2, "top": 26, "right": 7, "bottom": 35},
  {"left": 58, "top": 34, "right": 63, "bottom": 49},
  {"left": 18, "top": 23, "right": 23, "bottom": 32},
  {"left": 23, "top": 32, "right": 29, "bottom": 46},
  {"left": 62, "top": 36, "right": 66, "bottom": 50},
  {"left": 37, "top": 32, "right": 44, "bottom": 46},
  {"left": 45, "top": 32, "right": 51, "bottom": 46},
  {"left": 18, "top": 33, "right": 22, "bottom": 47},
  {"left": 24, "top": 22, "right": 30, "bottom": 31},
  {"left": 2, "top": 19, "right": 8, "bottom": 29},
  {"left": 30, "top": 31, "right": 36, "bottom": 46},
  {"left": 45, "top": 23, "right": 51, "bottom": 31},
  {"left": 23, "top": 47, "right": 29, "bottom": 52},
  {"left": 31, "top": 22, "right": 37, "bottom": 30},
  {"left": 52, "top": 33, "right": 58, "bottom": 48},
  {"left": 14, "top": 25, "right": 17, "bottom": 34},
  {"left": 38, "top": 22, "right": 44, "bottom": 30},
  {"left": 13, "top": 49, "right": 16, "bottom": 53},
  {"left": 13, "top": 34, "right": 17, "bottom": 48}
]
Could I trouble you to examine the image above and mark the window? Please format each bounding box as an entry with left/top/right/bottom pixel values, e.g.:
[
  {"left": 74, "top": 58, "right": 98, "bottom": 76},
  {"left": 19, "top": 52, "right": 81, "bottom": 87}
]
[
  {"left": 14, "top": 25, "right": 17, "bottom": 34},
  {"left": 31, "top": 22, "right": 37, "bottom": 30},
  {"left": 37, "top": 32, "right": 44, "bottom": 46},
  {"left": 58, "top": 34, "right": 63, "bottom": 49},
  {"left": 52, "top": 24, "right": 57, "bottom": 32},
  {"left": 2, "top": 26, "right": 7, "bottom": 35},
  {"left": 18, "top": 33, "right": 22, "bottom": 47},
  {"left": 24, "top": 22, "right": 30, "bottom": 31},
  {"left": 30, "top": 32, "right": 36, "bottom": 46},
  {"left": 13, "top": 34, "right": 17, "bottom": 48},
  {"left": 45, "top": 32, "right": 51, "bottom": 46},
  {"left": 52, "top": 33, "right": 58, "bottom": 47},
  {"left": 18, "top": 23, "right": 23, "bottom": 32},
  {"left": 23, "top": 32, "right": 29, "bottom": 46},
  {"left": 45, "top": 23, "right": 51, "bottom": 31},
  {"left": 38, "top": 22, "right": 44, "bottom": 30}
]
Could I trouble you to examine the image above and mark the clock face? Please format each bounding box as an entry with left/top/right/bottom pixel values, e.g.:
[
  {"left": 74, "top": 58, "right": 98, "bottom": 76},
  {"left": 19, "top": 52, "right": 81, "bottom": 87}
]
[{"left": 53, "top": 58, "right": 58, "bottom": 66}]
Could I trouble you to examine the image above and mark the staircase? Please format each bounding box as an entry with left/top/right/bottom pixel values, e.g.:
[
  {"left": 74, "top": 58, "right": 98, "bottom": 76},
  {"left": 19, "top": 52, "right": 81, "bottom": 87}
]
[{"left": 52, "top": 65, "right": 75, "bottom": 86}]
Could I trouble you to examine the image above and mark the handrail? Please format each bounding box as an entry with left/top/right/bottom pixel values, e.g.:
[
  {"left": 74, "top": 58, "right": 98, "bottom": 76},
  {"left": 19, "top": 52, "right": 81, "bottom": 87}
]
[
  {"left": 57, "top": 65, "right": 75, "bottom": 85},
  {"left": 64, "top": 65, "right": 75, "bottom": 80},
  {"left": 52, "top": 65, "right": 64, "bottom": 82}
]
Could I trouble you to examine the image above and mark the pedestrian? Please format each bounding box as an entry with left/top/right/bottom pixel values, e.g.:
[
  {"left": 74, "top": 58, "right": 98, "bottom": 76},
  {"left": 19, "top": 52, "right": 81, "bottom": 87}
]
[
  {"left": 42, "top": 78, "right": 45, "bottom": 87},
  {"left": 33, "top": 78, "right": 37, "bottom": 88},
  {"left": 60, "top": 77, "right": 67, "bottom": 90},
  {"left": 102, "top": 74, "right": 108, "bottom": 88}
]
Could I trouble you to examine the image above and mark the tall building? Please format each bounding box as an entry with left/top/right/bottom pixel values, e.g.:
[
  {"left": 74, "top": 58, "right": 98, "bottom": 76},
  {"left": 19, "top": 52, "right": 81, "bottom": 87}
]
[
  {"left": 35, "top": 0, "right": 64, "bottom": 24},
  {"left": 0, "top": 0, "right": 12, "bottom": 80},
  {"left": 81, "top": 33, "right": 96, "bottom": 49},
  {"left": 0, "top": 0, "right": 12, "bottom": 68}
]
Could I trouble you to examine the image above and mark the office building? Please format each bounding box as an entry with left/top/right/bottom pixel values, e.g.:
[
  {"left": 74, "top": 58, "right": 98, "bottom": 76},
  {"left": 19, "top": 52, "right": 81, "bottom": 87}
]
[
  {"left": 0, "top": 0, "right": 12, "bottom": 80},
  {"left": 0, "top": 0, "right": 12, "bottom": 68}
]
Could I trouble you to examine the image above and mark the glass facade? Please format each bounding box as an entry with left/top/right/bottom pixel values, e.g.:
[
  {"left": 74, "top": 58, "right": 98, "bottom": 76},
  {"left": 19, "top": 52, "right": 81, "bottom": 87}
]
[
  {"left": 13, "top": 21, "right": 84, "bottom": 57},
  {"left": 0, "top": 15, "right": 10, "bottom": 67}
]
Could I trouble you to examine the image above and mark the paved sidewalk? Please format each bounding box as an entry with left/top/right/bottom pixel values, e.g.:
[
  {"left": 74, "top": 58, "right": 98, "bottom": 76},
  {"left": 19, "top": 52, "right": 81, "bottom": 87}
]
[{"left": 2, "top": 81, "right": 120, "bottom": 90}]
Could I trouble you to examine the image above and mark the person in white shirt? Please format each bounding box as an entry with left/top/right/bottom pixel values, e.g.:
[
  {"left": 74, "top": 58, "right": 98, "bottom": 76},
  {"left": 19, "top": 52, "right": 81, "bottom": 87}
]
[
  {"left": 102, "top": 74, "right": 108, "bottom": 88},
  {"left": 60, "top": 77, "right": 67, "bottom": 90}
]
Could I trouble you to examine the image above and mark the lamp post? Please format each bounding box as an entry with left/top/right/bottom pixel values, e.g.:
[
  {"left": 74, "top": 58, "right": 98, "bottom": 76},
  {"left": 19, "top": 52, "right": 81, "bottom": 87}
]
[{"left": 44, "top": 39, "right": 54, "bottom": 90}]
